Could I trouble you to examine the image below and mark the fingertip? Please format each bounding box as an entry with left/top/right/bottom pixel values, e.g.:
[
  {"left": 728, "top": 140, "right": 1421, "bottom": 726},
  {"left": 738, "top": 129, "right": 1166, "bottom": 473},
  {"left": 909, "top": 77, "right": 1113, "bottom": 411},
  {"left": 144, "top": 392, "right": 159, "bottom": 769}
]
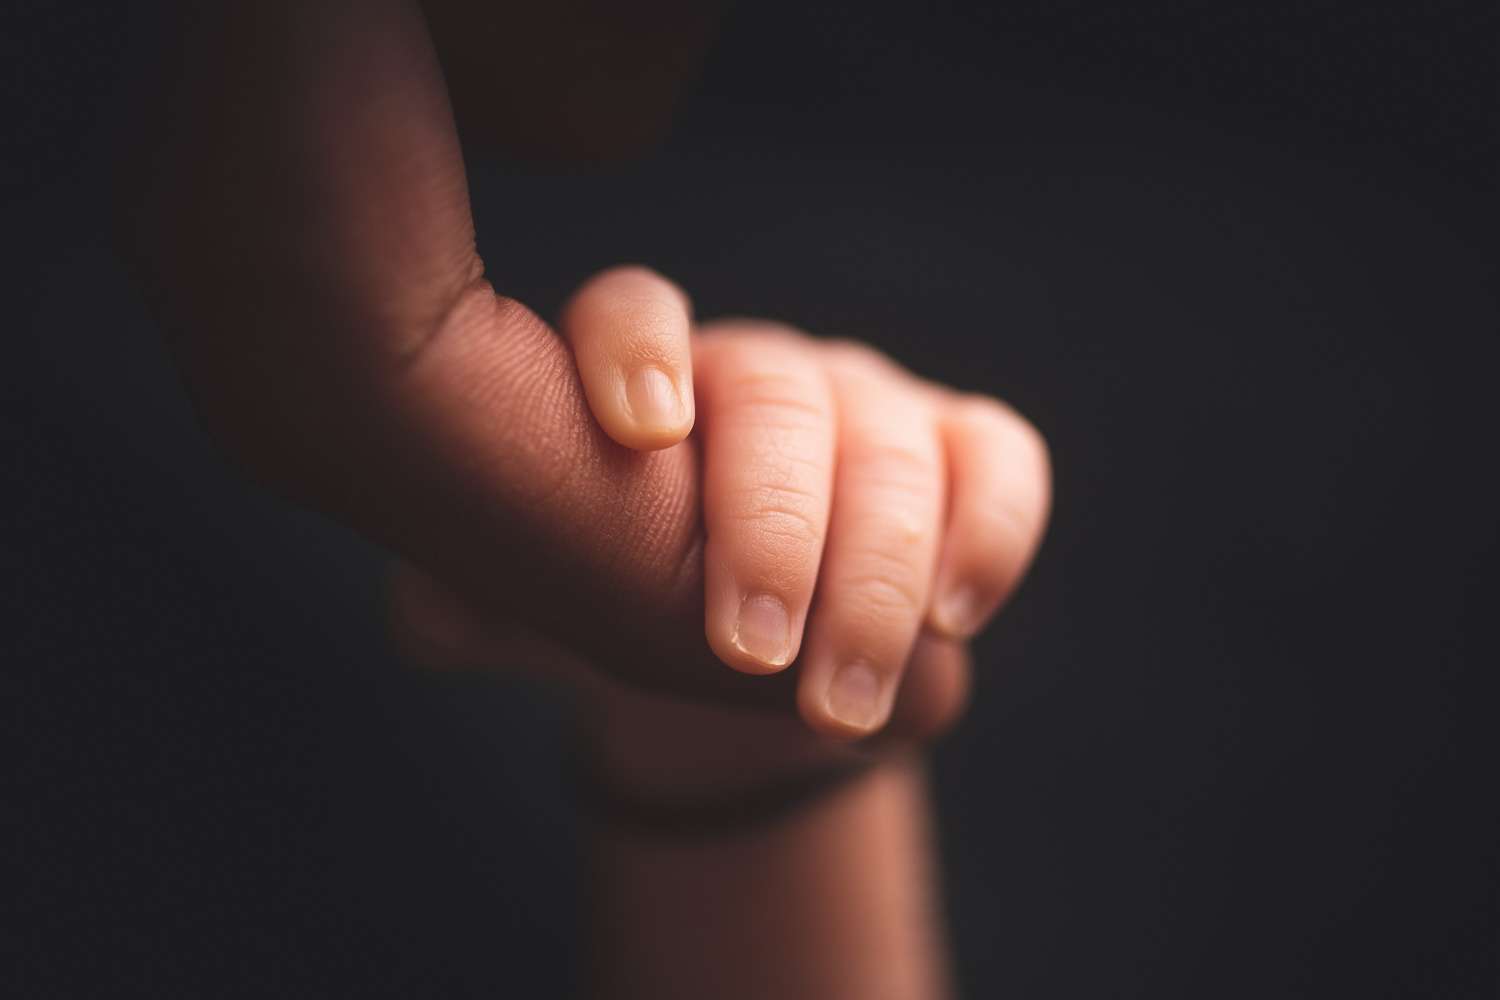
[
  {"left": 882, "top": 632, "right": 972, "bottom": 743},
  {"left": 928, "top": 584, "right": 989, "bottom": 640},
  {"left": 705, "top": 581, "right": 800, "bottom": 675},
  {"left": 561, "top": 265, "right": 696, "bottom": 452},
  {"left": 620, "top": 364, "right": 695, "bottom": 450},
  {"left": 927, "top": 393, "right": 1052, "bottom": 637},
  {"left": 797, "top": 660, "right": 897, "bottom": 743}
]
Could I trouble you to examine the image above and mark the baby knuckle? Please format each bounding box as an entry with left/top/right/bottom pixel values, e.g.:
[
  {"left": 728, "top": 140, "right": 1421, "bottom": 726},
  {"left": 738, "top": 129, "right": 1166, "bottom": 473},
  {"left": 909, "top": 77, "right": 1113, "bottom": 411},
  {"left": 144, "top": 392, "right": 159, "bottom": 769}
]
[
  {"left": 856, "top": 503, "right": 931, "bottom": 550},
  {"left": 844, "top": 561, "right": 925, "bottom": 618},
  {"left": 844, "top": 440, "right": 941, "bottom": 496},
  {"left": 956, "top": 395, "right": 1051, "bottom": 472},
  {"left": 729, "top": 495, "right": 826, "bottom": 551},
  {"left": 823, "top": 338, "right": 900, "bottom": 376},
  {"left": 971, "top": 497, "right": 1043, "bottom": 565},
  {"left": 722, "top": 369, "right": 828, "bottom": 422}
]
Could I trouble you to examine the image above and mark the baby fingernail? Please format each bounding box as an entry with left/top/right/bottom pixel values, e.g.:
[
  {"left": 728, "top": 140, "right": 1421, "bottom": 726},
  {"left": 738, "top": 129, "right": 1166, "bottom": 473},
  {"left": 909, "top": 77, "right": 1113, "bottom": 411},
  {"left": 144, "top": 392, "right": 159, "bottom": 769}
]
[
  {"left": 625, "top": 366, "right": 684, "bottom": 431},
  {"left": 936, "top": 586, "right": 984, "bottom": 637},
  {"left": 825, "top": 661, "right": 884, "bottom": 733},
  {"left": 731, "top": 592, "right": 792, "bottom": 668}
]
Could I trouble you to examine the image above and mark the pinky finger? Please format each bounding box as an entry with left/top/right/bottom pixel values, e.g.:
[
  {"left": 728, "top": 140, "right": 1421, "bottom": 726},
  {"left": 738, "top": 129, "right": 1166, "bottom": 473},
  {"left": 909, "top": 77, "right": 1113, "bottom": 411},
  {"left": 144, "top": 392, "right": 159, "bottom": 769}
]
[{"left": 927, "top": 396, "right": 1052, "bottom": 639}]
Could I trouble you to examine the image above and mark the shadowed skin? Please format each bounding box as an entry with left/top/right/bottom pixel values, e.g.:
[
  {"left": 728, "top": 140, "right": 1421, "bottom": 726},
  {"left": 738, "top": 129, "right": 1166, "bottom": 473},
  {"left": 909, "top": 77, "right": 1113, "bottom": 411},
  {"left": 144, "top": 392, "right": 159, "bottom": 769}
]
[{"left": 124, "top": 0, "right": 973, "bottom": 735}]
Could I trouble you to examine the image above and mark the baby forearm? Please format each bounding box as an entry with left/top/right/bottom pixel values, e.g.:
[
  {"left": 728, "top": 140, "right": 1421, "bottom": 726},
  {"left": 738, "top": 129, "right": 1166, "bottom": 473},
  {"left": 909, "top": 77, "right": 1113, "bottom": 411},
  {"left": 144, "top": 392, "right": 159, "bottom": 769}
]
[{"left": 583, "top": 757, "right": 953, "bottom": 1000}]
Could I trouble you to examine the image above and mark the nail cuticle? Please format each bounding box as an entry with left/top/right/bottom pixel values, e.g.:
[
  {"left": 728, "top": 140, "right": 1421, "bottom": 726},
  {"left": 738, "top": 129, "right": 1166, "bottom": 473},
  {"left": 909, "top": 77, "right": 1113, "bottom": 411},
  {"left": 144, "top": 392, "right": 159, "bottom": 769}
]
[
  {"left": 825, "top": 660, "right": 884, "bottom": 733},
  {"left": 625, "top": 366, "right": 683, "bottom": 431},
  {"left": 730, "top": 592, "right": 792, "bottom": 668}
]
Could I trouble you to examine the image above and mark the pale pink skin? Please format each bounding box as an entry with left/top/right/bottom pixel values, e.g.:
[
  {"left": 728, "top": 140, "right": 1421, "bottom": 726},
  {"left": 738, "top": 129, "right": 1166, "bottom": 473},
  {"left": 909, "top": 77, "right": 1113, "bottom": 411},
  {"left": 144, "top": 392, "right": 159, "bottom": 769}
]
[{"left": 557, "top": 270, "right": 1051, "bottom": 738}]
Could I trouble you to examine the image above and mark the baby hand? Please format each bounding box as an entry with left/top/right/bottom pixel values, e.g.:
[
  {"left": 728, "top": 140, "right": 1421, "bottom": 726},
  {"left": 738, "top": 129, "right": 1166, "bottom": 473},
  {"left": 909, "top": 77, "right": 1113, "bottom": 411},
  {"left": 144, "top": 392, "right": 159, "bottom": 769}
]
[{"left": 543, "top": 266, "right": 1050, "bottom": 739}]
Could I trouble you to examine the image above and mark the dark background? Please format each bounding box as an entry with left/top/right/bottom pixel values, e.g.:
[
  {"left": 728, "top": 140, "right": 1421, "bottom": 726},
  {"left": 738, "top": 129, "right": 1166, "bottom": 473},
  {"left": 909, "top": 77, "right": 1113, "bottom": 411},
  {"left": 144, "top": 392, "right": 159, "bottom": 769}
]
[{"left": 4, "top": 2, "right": 1496, "bottom": 996}]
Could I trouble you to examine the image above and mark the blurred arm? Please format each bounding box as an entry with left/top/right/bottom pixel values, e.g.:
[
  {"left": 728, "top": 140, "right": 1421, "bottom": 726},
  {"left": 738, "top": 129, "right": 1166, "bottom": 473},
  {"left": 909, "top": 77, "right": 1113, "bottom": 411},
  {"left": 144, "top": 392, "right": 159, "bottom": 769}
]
[{"left": 580, "top": 702, "right": 953, "bottom": 1000}]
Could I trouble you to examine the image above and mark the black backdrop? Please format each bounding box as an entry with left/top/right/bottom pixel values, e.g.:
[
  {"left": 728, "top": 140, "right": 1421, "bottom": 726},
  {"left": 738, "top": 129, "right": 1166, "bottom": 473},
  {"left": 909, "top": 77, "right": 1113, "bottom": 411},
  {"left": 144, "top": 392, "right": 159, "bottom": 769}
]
[{"left": 5, "top": 2, "right": 1496, "bottom": 996}]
